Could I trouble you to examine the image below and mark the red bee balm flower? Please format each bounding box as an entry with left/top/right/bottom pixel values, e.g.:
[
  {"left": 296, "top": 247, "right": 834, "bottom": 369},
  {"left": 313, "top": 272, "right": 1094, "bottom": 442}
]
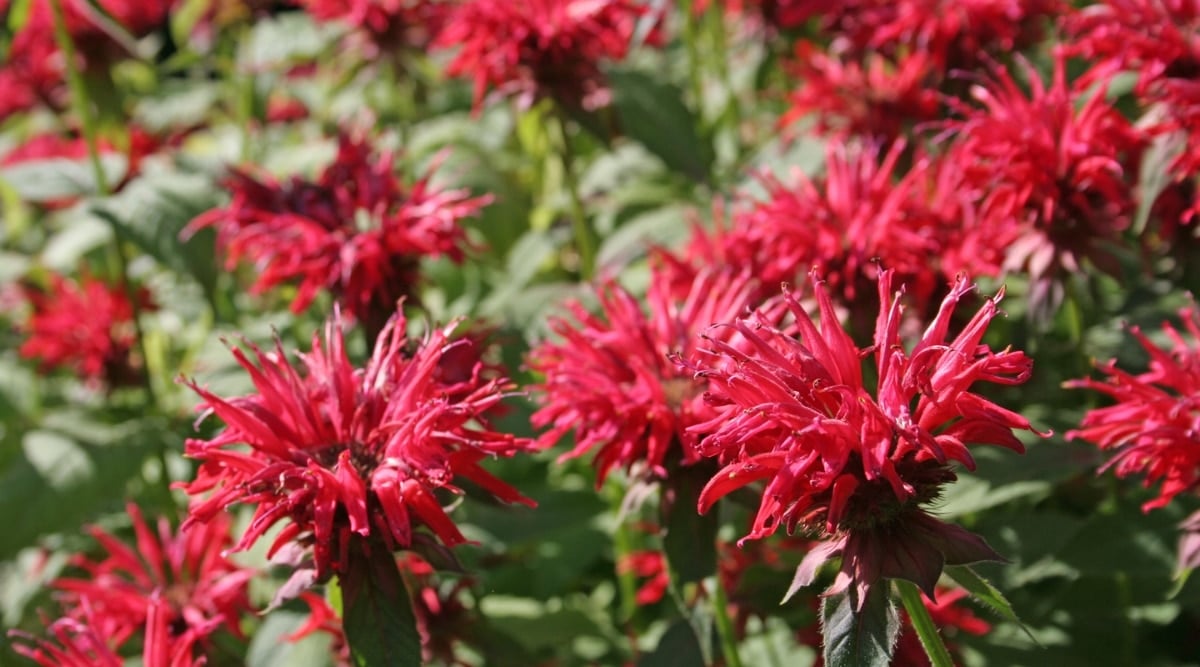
[
  {"left": 1067, "top": 303, "right": 1200, "bottom": 512},
  {"left": 181, "top": 310, "right": 536, "bottom": 580},
  {"left": 18, "top": 273, "right": 153, "bottom": 388},
  {"left": 435, "top": 0, "right": 655, "bottom": 110},
  {"left": 187, "top": 135, "right": 489, "bottom": 340},
  {"left": 528, "top": 268, "right": 759, "bottom": 484},
  {"left": 691, "top": 270, "right": 1043, "bottom": 607},
  {"left": 946, "top": 56, "right": 1144, "bottom": 301},
  {"left": 53, "top": 504, "right": 253, "bottom": 650}
]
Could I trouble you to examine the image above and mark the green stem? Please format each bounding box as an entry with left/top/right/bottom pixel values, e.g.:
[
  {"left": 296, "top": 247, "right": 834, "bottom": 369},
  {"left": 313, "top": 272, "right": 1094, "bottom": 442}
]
[
  {"left": 51, "top": 0, "right": 168, "bottom": 503},
  {"left": 711, "top": 574, "right": 745, "bottom": 667},
  {"left": 896, "top": 580, "right": 955, "bottom": 667},
  {"left": 553, "top": 109, "right": 596, "bottom": 280},
  {"left": 48, "top": 0, "right": 109, "bottom": 196},
  {"left": 607, "top": 483, "right": 640, "bottom": 624}
]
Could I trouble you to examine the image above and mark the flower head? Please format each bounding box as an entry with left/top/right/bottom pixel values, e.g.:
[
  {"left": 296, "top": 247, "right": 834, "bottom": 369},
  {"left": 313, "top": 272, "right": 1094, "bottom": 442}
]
[
  {"left": 182, "top": 309, "right": 536, "bottom": 580},
  {"left": 52, "top": 503, "right": 254, "bottom": 650},
  {"left": 435, "top": 0, "right": 656, "bottom": 110},
  {"left": 688, "top": 141, "right": 962, "bottom": 319},
  {"left": 188, "top": 135, "right": 488, "bottom": 339},
  {"left": 691, "top": 270, "right": 1041, "bottom": 607},
  {"left": 946, "top": 56, "right": 1144, "bottom": 303},
  {"left": 528, "top": 267, "right": 759, "bottom": 484},
  {"left": 1067, "top": 303, "right": 1200, "bottom": 511},
  {"left": 18, "top": 273, "right": 153, "bottom": 388}
]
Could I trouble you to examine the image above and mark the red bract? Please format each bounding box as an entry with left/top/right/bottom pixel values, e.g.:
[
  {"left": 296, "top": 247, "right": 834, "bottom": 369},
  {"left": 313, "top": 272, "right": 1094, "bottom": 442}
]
[
  {"left": 782, "top": 45, "right": 942, "bottom": 142},
  {"left": 1067, "top": 304, "right": 1200, "bottom": 511},
  {"left": 528, "top": 267, "right": 759, "bottom": 484},
  {"left": 187, "top": 135, "right": 488, "bottom": 339},
  {"left": 690, "top": 270, "right": 1041, "bottom": 607},
  {"left": 18, "top": 273, "right": 152, "bottom": 388},
  {"left": 435, "top": 0, "right": 655, "bottom": 110},
  {"left": 54, "top": 503, "right": 253, "bottom": 650},
  {"left": 181, "top": 309, "right": 536, "bottom": 580},
  {"left": 619, "top": 550, "right": 670, "bottom": 605},
  {"left": 947, "top": 56, "right": 1144, "bottom": 301},
  {"left": 11, "top": 598, "right": 202, "bottom": 667}
]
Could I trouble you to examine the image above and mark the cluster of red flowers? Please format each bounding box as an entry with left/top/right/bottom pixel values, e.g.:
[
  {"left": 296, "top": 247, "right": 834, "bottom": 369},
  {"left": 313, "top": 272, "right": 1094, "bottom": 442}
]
[
  {"left": 17, "top": 273, "right": 152, "bottom": 388},
  {"left": 187, "top": 135, "right": 488, "bottom": 341},
  {"left": 11, "top": 505, "right": 253, "bottom": 665}
]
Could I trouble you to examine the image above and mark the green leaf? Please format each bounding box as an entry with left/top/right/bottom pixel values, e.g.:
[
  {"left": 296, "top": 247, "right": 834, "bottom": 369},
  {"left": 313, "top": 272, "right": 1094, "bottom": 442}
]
[
  {"left": 237, "top": 12, "right": 342, "bottom": 71},
  {"left": 247, "top": 609, "right": 336, "bottom": 667},
  {"left": 607, "top": 68, "right": 713, "bottom": 183},
  {"left": 662, "top": 462, "right": 718, "bottom": 586},
  {"left": 1132, "top": 128, "right": 1185, "bottom": 236},
  {"left": 821, "top": 585, "right": 900, "bottom": 667},
  {"left": 0, "top": 417, "right": 171, "bottom": 561},
  {"left": 637, "top": 619, "right": 705, "bottom": 667},
  {"left": 340, "top": 547, "right": 422, "bottom": 667},
  {"left": 0, "top": 155, "right": 128, "bottom": 203},
  {"left": 89, "top": 171, "right": 223, "bottom": 292},
  {"left": 945, "top": 565, "right": 1039, "bottom": 646}
]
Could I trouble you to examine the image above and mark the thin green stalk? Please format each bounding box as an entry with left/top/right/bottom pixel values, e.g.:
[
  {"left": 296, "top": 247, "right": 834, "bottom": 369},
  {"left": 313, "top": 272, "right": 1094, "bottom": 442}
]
[
  {"left": 51, "top": 0, "right": 170, "bottom": 501},
  {"left": 48, "top": 0, "right": 109, "bottom": 195},
  {"left": 607, "top": 483, "right": 640, "bottom": 624},
  {"left": 896, "top": 580, "right": 955, "bottom": 667},
  {"left": 711, "top": 574, "right": 745, "bottom": 667},
  {"left": 553, "top": 109, "right": 596, "bottom": 280}
]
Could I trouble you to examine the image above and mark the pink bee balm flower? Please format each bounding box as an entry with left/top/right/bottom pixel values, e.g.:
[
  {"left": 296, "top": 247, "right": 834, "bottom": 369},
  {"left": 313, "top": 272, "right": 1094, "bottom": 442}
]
[
  {"left": 18, "top": 273, "right": 153, "bottom": 388},
  {"left": 690, "top": 270, "right": 1043, "bottom": 607},
  {"left": 1067, "top": 303, "right": 1200, "bottom": 512},
  {"left": 53, "top": 504, "right": 253, "bottom": 650},
  {"left": 187, "top": 134, "right": 489, "bottom": 341},
  {"left": 435, "top": 0, "right": 656, "bottom": 111},
  {"left": 528, "top": 267, "right": 759, "bottom": 484},
  {"left": 181, "top": 309, "right": 536, "bottom": 580}
]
